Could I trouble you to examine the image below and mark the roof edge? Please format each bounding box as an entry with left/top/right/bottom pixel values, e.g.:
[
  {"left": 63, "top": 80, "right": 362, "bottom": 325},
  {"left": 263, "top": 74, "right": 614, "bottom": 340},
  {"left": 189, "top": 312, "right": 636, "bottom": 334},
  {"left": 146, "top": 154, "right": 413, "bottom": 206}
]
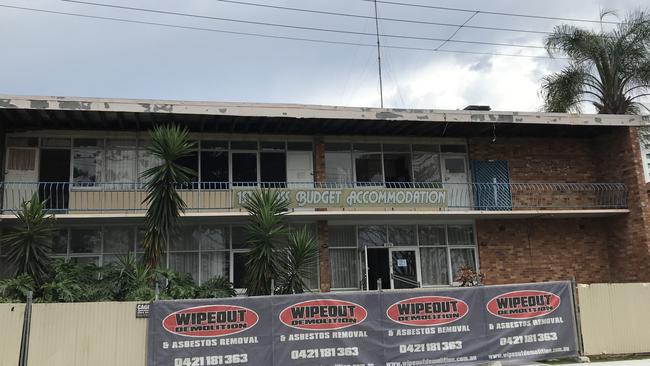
[{"left": 0, "top": 94, "right": 647, "bottom": 127}]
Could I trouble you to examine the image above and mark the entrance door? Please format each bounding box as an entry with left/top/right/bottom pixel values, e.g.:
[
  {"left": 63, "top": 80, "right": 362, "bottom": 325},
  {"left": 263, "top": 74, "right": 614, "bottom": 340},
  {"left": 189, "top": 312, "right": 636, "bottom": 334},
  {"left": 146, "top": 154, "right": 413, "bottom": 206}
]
[
  {"left": 39, "top": 149, "right": 71, "bottom": 211},
  {"left": 442, "top": 156, "right": 470, "bottom": 209},
  {"left": 389, "top": 248, "right": 421, "bottom": 289},
  {"left": 366, "top": 247, "right": 390, "bottom": 290},
  {"left": 3, "top": 147, "right": 39, "bottom": 211}
]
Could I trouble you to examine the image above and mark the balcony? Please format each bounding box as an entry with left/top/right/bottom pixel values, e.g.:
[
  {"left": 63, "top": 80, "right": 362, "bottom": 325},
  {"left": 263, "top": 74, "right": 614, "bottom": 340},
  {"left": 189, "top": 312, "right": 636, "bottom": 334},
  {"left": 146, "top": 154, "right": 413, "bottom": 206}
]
[{"left": 0, "top": 182, "right": 627, "bottom": 217}]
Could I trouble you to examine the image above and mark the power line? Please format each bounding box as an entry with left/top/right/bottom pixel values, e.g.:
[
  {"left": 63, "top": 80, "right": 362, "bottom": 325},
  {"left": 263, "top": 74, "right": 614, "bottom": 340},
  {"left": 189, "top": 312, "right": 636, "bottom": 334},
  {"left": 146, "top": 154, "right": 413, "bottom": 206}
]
[
  {"left": 61, "top": 0, "right": 546, "bottom": 48},
  {"left": 209, "top": 0, "right": 552, "bottom": 35},
  {"left": 359, "top": 0, "right": 621, "bottom": 25},
  {"left": 0, "top": 4, "right": 564, "bottom": 60},
  {"left": 435, "top": 11, "right": 479, "bottom": 51},
  {"left": 64, "top": 0, "right": 552, "bottom": 36}
]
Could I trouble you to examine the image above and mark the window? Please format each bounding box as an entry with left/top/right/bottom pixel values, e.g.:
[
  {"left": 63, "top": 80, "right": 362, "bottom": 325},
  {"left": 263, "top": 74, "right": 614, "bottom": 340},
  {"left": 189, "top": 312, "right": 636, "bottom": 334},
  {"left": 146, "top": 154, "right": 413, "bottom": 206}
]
[
  {"left": 325, "top": 143, "right": 353, "bottom": 185},
  {"left": 358, "top": 225, "right": 386, "bottom": 247},
  {"left": 329, "top": 226, "right": 358, "bottom": 289},
  {"left": 412, "top": 145, "right": 441, "bottom": 184},
  {"left": 328, "top": 223, "right": 477, "bottom": 290},
  {"left": 73, "top": 139, "right": 104, "bottom": 185},
  {"left": 260, "top": 143, "right": 287, "bottom": 186},
  {"left": 232, "top": 153, "right": 257, "bottom": 186},
  {"left": 200, "top": 151, "right": 229, "bottom": 189},
  {"left": 105, "top": 139, "right": 137, "bottom": 186},
  {"left": 6, "top": 149, "right": 36, "bottom": 170},
  {"left": 354, "top": 144, "right": 383, "bottom": 184},
  {"left": 388, "top": 225, "right": 416, "bottom": 246},
  {"left": 69, "top": 228, "right": 101, "bottom": 264},
  {"left": 175, "top": 151, "right": 199, "bottom": 188},
  {"left": 383, "top": 144, "right": 412, "bottom": 187}
]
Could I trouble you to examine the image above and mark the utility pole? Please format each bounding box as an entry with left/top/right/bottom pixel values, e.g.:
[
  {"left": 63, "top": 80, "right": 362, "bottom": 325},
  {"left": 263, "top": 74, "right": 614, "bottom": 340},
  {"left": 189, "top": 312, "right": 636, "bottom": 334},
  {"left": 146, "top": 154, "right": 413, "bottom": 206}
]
[{"left": 373, "top": 0, "right": 384, "bottom": 108}]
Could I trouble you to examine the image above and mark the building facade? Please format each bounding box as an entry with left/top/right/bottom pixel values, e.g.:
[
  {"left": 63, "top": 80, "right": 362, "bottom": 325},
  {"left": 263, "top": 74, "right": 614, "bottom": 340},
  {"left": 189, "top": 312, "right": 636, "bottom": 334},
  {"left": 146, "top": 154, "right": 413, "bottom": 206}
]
[{"left": 0, "top": 95, "right": 648, "bottom": 291}]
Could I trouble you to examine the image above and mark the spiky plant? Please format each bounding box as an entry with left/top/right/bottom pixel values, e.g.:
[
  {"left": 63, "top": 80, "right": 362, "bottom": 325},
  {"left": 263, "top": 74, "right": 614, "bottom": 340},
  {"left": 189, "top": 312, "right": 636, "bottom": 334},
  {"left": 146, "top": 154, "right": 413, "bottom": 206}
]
[
  {"left": 141, "top": 125, "right": 195, "bottom": 269},
  {"left": 1, "top": 192, "right": 55, "bottom": 284},
  {"left": 276, "top": 226, "right": 319, "bottom": 295},
  {"left": 542, "top": 10, "right": 650, "bottom": 114},
  {"left": 242, "top": 189, "right": 290, "bottom": 296}
]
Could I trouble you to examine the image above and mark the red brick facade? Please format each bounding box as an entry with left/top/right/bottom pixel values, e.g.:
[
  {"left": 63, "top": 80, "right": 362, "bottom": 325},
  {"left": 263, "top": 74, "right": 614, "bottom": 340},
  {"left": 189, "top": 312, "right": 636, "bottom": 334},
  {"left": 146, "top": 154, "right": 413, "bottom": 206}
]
[
  {"left": 476, "top": 218, "right": 611, "bottom": 285},
  {"left": 471, "top": 128, "right": 650, "bottom": 284}
]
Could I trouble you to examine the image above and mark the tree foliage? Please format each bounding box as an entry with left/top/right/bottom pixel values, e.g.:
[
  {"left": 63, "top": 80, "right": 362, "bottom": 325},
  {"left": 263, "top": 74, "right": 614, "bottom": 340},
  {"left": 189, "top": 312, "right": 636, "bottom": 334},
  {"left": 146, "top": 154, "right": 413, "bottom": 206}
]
[
  {"left": 141, "top": 125, "right": 196, "bottom": 269},
  {"left": 542, "top": 10, "right": 650, "bottom": 114},
  {"left": 0, "top": 254, "right": 236, "bottom": 303},
  {"left": 242, "top": 189, "right": 319, "bottom": 296},
  {"left": 276, "top": 226, "right": 319, "bottom": 295},
  {"left": 1, "top": 192, "right": 56, "bottom": 284}
]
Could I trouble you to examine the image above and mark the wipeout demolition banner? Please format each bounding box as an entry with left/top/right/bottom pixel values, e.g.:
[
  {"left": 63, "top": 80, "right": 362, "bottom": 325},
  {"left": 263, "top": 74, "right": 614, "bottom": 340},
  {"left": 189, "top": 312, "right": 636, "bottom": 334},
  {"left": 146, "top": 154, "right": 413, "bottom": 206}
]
[{"left": 147, "top": 281, "right": 578, "bottom": 366}]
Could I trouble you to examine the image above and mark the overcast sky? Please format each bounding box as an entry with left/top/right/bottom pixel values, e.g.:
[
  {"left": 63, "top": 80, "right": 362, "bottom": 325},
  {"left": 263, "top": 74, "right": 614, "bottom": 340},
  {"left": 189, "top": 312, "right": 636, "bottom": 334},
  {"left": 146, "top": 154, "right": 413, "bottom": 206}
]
[{"left": 0, "top": 0, "right": 645, "bottom": 112}]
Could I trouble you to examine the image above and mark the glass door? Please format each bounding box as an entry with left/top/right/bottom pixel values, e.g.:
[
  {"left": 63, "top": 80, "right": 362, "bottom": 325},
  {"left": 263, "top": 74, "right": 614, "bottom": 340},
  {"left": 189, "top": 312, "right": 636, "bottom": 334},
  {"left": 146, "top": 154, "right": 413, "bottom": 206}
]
[
  {"left": 442, "top": 156, "right": 470, "bottom": 209},
  {"left": 389, "top": 248, "right": 421, "bottom": 289}
]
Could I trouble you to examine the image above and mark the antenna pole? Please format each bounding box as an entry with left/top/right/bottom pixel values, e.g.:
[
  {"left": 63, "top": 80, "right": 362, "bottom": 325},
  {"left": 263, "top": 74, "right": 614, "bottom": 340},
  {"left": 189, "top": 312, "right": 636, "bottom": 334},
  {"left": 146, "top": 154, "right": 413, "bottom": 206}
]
[{"left": 373, "top": 0, "right": 384, "bottom": 108}]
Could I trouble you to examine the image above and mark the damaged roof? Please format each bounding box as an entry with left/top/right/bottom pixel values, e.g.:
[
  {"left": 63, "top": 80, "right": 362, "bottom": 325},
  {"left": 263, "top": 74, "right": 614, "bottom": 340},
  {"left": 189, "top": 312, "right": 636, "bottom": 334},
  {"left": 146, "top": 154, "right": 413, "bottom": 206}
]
[{"left": 1, "top": 94, "right": 646, "bottom": 127}]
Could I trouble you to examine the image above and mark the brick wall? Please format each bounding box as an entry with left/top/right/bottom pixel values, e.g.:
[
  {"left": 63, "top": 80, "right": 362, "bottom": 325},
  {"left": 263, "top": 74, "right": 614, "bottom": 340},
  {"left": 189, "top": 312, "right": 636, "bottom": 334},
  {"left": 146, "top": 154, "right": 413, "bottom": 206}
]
[
  {"left": 595, "top": 127, "right": 650, "bottom": 282},
  {"left": 469, "top": 136, "right": 599, "bottom": 182},
  {"left": 471, "top": 128, "right": 650, "bottom": 284},
  {"left": 477, "top": 218, "right": 611, "bottom": 284}
]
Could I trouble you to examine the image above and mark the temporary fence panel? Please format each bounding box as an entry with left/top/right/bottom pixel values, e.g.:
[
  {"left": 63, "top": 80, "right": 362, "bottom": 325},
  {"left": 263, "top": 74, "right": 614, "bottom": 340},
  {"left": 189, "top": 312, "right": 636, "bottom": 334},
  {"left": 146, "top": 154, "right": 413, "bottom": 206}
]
[
  {"left": 26, "top": 302, "right": 148, "bottom": 366},
  {"left": 0, "top": 303, "right": 26, "bottom": 366},
  {"left": 148, "top": 281, "right": 578, "bottom": 366},
  {"left": 578, "top": 283, "right": 650, "bottom": 356}
]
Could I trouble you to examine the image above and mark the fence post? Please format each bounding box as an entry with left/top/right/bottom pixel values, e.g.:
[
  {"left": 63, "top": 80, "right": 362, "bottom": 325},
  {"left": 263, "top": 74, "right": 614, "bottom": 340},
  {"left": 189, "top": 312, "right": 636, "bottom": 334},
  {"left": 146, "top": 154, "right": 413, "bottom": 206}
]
[
  {"left": 377, "top": 278, "right": 382, "bottom": 292},
  {"left": 570, "top": 277, "right": 586, "bottom": 359},
  {"left": 18, "top": 291, "right": 33, "bottom": 366}
]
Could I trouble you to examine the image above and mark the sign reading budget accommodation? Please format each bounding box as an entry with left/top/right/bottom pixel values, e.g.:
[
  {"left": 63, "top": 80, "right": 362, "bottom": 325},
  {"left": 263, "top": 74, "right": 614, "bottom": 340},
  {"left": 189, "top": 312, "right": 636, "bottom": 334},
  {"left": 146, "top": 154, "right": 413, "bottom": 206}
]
[
  {"left": 147, "top": 281, "right": 578, "bottom": 366},
  {"left": 232, "top": 188, "right": 448, "bottom": 209}
]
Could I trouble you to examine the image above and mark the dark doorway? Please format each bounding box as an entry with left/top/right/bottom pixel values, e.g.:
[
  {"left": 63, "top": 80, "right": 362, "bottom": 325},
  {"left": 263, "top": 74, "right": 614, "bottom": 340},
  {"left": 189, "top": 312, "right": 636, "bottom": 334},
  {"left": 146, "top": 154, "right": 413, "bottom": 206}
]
[
  {"left": 39, "top": 149, "right": 71, "bottom": 210},
  {"left": 260, "top": 152, "right": 286, "bottom": 187},
  {"left": 367, "top": 248, "right": 390, "bottom": 290}
]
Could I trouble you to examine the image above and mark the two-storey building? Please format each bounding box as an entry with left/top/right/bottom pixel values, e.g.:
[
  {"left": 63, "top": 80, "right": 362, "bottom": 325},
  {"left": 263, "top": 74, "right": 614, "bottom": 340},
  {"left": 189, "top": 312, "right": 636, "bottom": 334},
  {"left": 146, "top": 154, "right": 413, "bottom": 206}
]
[{"left": 0, "top": 95, "right": 647, "bottom": 291}]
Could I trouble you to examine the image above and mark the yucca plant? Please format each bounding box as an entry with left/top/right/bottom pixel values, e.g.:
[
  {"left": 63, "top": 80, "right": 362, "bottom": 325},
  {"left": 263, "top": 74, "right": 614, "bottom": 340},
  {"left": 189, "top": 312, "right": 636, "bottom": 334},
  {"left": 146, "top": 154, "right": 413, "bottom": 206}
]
[
  {"left": 1, "top": 192, "right": 56, "bottom": 284},
  {"left": 542, "top": 10, "right": 650, "bottom": 114},
  {"left": 141, "top": 125, "right": 196, "bottom": 269},
  {"left": 276, "top": 226, "right": 319, "bottom": 295},
  {"left": 242, "top": 189, "right": 318, "bottom": 296},
  {"left": 242, "top": 189, "right": 290, "bottom": 296},
  {"left": 196, "top": 276, "right": 237, "bottom": 298}
]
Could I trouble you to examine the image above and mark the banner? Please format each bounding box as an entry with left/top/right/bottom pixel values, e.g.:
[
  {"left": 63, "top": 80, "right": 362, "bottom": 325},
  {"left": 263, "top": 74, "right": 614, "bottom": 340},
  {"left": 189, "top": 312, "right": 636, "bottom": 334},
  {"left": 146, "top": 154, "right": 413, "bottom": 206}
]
[
  {"left": 232, "top": 188, "right": 448, "bottom": 209},
  {"left": 147, "top": 281, "right": 578, "bottom": 366}
]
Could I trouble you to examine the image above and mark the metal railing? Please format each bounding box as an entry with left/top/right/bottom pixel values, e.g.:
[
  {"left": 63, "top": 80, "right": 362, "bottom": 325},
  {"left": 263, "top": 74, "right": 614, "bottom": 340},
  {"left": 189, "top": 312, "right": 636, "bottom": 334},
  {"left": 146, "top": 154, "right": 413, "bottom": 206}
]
[
  {"left": 0, "top": 181, "right": 627, "bottom": 213},
  {"left": 391, "top": 273, "right": 421, "bottom": 288}
]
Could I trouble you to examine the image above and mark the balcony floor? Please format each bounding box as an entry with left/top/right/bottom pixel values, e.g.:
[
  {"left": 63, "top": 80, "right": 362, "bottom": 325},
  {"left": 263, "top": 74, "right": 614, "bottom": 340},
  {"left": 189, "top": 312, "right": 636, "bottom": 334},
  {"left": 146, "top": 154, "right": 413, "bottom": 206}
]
[{"left": 0, "top": 208, "right": 629, "bottom": 225}]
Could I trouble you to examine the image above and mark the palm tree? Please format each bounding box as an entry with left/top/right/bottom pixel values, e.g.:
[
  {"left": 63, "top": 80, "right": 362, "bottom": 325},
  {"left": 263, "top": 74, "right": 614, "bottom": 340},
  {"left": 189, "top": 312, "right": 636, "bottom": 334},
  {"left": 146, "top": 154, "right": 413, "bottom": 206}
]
[
  {"left": 242, "top": 189, "right": 289, "bottom": 296},
  {"left": 541, "top": 11, "right": 650, "bottom": 114},
  {"left": 1, "top": 192, "right": 56, "bottom": 284},
  {"left": 141, "top": 125, "right": 195, "bottom": 269}
]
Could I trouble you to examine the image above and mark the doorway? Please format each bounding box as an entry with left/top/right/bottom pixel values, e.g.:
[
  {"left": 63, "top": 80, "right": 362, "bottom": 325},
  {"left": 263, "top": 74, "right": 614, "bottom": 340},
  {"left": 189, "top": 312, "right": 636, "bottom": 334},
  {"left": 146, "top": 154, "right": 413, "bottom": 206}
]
[
  {"left": 442, "top": 156, "right": 470, "bottom": 209},
  {"left": 39, "top": 149, "right": 71, "bottom": 210},
  {"left": 366, "top": 247, "right": 421, "bottom": 290},
  {"left": 3, "top": 147, "right": 39, "bottom": 211}
]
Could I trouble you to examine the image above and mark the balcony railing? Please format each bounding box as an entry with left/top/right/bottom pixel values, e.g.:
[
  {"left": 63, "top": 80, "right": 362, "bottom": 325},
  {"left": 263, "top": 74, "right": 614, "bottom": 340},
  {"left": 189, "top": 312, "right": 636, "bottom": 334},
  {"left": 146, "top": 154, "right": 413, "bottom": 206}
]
[{"left": 0, "top": 181, "right": 627, "bottom": 214}]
